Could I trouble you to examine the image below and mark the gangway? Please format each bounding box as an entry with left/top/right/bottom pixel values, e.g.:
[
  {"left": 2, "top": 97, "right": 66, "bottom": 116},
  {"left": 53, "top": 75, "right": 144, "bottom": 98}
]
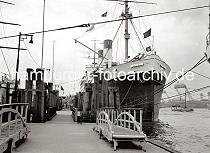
[
  {"left": 94, "top": 108, "right": 146, "bottom": 151},
  {"left": 0, "top": 103, "right": 29, "bottom": 153}
]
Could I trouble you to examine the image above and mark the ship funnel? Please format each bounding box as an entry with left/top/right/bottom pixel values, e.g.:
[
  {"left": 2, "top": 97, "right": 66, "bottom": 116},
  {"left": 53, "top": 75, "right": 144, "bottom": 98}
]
[
  {"left": 104, "top": 39, "right": 112, "bottom": 49},
  {"left": 103, "top": 39, "right": 112, "bottom": 68}
]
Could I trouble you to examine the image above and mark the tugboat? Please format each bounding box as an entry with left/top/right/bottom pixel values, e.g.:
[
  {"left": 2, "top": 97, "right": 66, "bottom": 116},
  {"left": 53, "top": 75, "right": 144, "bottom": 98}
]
[
  {"left": 171, "top": 105, "right": 193, "bottom": 112},
  {"left": 74, "top": 0, "right": 171, "bottom": 124}
]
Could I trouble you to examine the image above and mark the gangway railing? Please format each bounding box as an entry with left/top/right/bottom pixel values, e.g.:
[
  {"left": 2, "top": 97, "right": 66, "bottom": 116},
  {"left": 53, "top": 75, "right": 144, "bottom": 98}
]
[
  {"left": 94, "top": 108, "right": 146, "bottom": 151},
  {"left": 97, "top": 108, "right": 143, "bottom": 125},
  {"left": 0, "top": 103, "right": 29, "bottom": 153}
]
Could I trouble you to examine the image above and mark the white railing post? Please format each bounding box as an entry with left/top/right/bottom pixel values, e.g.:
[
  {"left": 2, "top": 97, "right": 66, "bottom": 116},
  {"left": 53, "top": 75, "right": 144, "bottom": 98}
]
[
  {"left": 0, "top": 114, "right": 2, "bottom": 137},
  {"left": 111, "top": 109, "right": 114, "bottom": 123},
  {"left": 140, "top": 109, "right": 143, "bottom": 131},
  {"left": 128, "top": 110, "right": 131, "bottom": 129},
  {"left": 25, "top": 105, "right": 29, "bottom": 123},
  {"left": 8, "top": 107, "right": 11, "bottom": 137},
  {"left": 134, "top": 110, "right": 136, "bottom": 131},
  {"left": 15, "top": 105, "right": 19, "bottom": 132},
  {"left": 116, "top": 109, "right": 119, "bottom": 125},
  {"left": 20, "top": 105, "right": 24, "bottom": 118},
  {"left": 124, "top": 110, "right": 126, "bottom": 128}
]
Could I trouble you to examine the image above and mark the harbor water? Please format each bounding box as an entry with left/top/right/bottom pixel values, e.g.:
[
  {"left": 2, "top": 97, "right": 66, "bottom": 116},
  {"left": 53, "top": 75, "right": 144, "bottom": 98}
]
[{"left": 158, "top": 108, "right": 210, "bottom": 153}]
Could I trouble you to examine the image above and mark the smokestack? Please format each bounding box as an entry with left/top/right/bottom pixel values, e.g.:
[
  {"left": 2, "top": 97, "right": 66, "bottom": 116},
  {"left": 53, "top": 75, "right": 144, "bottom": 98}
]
[{"left": 103, "top": 39, "right": 112, "bottom": 68}]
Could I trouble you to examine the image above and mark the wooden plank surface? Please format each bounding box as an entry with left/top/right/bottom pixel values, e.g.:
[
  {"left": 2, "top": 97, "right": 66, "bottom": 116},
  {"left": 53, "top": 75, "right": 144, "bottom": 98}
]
[{"left": 100, "top": 124, "right": 145, "bottom": 139}]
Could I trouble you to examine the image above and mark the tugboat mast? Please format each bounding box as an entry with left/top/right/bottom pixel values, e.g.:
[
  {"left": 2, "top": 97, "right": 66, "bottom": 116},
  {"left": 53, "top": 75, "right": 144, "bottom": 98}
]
[{"left": 124, "top": 0, "right": 130, "bottom": 61}]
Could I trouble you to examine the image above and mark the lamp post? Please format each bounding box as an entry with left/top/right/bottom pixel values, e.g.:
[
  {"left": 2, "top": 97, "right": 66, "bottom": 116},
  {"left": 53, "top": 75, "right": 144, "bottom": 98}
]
[{"left": 13, "top": 32, "right": 33, "bottom": 103}]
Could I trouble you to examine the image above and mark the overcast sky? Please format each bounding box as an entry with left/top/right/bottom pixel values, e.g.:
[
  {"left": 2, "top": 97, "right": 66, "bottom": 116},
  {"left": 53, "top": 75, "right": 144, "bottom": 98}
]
[{"left": 0, "top": 0, "right": 210, "bottom": 98}]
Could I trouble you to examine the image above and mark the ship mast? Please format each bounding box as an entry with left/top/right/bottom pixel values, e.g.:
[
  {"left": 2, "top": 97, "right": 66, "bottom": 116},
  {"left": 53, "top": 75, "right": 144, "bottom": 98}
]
[
  {"left": 209, "top": 2, "right": 210, "bottom": 41},
  {"left": 124, "top": 0, "right": 130, "bottom": 61}
]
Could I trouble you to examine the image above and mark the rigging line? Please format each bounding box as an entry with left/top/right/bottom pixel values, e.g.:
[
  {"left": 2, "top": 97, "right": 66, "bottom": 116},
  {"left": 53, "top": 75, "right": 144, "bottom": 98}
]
[
  {"left": 122, "top": 56, "right": 207, "bottom": 107},
  {"left": 129, "top": 19, "right": 146, "bottom": 54},
  {"left": 104, "top": 11, "right": 112, "bottom": 38},
  {"left": 91, "top": 5, "right": 209, "bottom": 25},
  {"left": 0, "top": 6, "right": 12, "bottom": 70},
  {"left": 0, "top": 6, "right": 8, "bottom": 46},
  {"left": 74, "top": 39, "right": 108, "bottom": 60},
  {"left": 119, "top": 21, "right": 124, "bottom": 63},
  {"left": 76, "top": 12, "right": 121, "bottom": 39},
  {"left": 0, "top": 21, "right": 20, "bottom": 26},
  {"left": 92, "top": 21, "right": 123, "bottom": 73},
  {"left": 161, "top": 56, "right": 206, "bottom": 89},
  {"left": 128, "top": 41, "right": 138, "bottom": 54},
  {"left": 0, "top": 6, "right": 12, "bottom": 79},
  {"left": 93, "top": 45, "right": 110, "bottom": 73},
  {"left": 124, "top": 84, "right": 210, "bottom": 108},
  {"left": 0, "top": 5, "right": 208, "bottom": 40},
  {"left": 112, "top": 20, "right": 123, "bottom": 41},
  {"left": 92, "top": 32, "right": 121, "bottom": 74},
  {"left": 191, "top": 95, "right": 209, "bottom": 101},
  {"left": 132, "top": 18, "right": 151, "bottom": 47},
  {"left": 154, "top": 79, "right": 192, "bottom": 100},
  {"left": 105, "top": 1, "right": 118, "bottom": 38},
  {"left": 0, "top": 24, "right": 90, "bottom": 40},
  {"left": 137, "top": 9, "right": 152, "bottom": 45},
  {"left": 106, "top": 0, "right": 156, "bottom": 5},
  {"left": 23, "top": 41, "right": 40, "bottom": 67},
  {"left": 0, "top": 1, "right": 14, "bottom": 5},
  {"left": 191, "top": 70, "right": 210, "bottom": 80},
  {"left": 41, "top": 0, "right": 46, "bottom": 68},
  {"left": 0, "top": 48, "right": 11, "bottom": 79},
  {"left": 153, "top": 60, "right": 207, "bottom": 101},
  {"left": 161, "top": 85, "right": 210, "bottom": 101},
  {"left": 115, "top": 36, "right": 119, "bottom": 61},
  {"left": 76, "top": 24, "right": 107, "bottom": 40},
  {"left": 129, "top": 79, "right": 181, "bottom": 100},
  {"left": 120, "top": 81, "right": 134, "bottom": 105},
  {"left": 132, "top": 3, "right": 152, "bottom": 45}
]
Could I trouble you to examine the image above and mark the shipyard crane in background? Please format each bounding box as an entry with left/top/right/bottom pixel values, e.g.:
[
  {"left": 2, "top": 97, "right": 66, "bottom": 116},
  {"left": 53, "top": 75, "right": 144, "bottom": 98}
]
[
  {"left": 174, "top": 83, "right": 193, "bottom": 101},
  {"left": 161, "top": 90, "right": 170, "bottom": 102},
  {"left": 208, "top": 92, "right": 210, "bottom": 100},
  {"left": 200, "top": 93, "right": 204, "bottom": 100}
]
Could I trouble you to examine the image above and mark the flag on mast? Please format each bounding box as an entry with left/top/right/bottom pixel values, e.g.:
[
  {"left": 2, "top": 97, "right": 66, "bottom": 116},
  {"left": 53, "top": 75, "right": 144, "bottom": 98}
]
[
  {"left": 146, "top": 46, "right": 152, "bottom": 52},
  {"left": 143, "top": 28, "right": 151, "bottom": 38},
  {"left": 86, "top": 24, "right": 95, "bottom": 32},
  {"left": 101, "top": 12, "right": 108, "bottom": 17}
]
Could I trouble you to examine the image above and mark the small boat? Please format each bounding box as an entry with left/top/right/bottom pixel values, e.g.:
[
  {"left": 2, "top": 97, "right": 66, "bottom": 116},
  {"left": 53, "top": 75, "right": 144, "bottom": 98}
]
[{"left": 171, "top": 105, "right": 193, "bottom": 112}]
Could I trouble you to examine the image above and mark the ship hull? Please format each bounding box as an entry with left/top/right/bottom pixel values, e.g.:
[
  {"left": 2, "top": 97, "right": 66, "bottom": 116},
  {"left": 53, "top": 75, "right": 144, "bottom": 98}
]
[
  {"left": 103, "top": 55, "right": 170, "bottom": 123},
  {"left": 107, "top": 75, "right": 166, "bottom": 123}
]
